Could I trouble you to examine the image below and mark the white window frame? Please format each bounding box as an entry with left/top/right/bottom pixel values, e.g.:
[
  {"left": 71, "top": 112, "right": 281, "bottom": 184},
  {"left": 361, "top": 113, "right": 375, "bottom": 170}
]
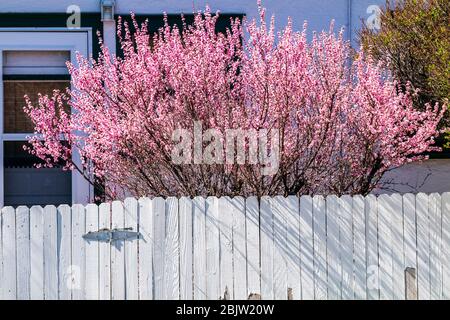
[{"left": 0, "top": 28, "right": 93, "bottom": 207}]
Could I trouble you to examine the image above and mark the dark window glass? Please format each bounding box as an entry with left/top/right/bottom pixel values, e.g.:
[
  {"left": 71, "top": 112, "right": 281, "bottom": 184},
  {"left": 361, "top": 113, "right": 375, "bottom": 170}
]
[
  {"left": 3, "top": 80, "right": 70, "bottom": 133},
  {"left": 3, "top": 141, "right": 71, "bottom": 207}
]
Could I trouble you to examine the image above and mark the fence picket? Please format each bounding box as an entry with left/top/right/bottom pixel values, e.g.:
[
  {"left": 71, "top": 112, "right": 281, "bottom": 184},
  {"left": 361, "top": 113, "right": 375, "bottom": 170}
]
[
  {"left": 326, "top": 195, "right": 341, "bottom": 300},
  {"left": 285, "top": 196, "right": 301, "bottom": 300},
  {"left": 416, "top": 193, "right": 431, "bottom": 300},
  {"left": 165, "top": 197, "right": 179, "bottom": 300},
  {"left": 124, "top": 198, "right": 139, "bottom": 300},
  {"left": 245, "top": 196, "right": 260, "bottom": 298},
  {"left": 16, "top": 206, "right": 30, "bottom": 300},
  {"left": 0, "top": 206, "right": 2, "bottom": 299},
  {"left": 340, "top": 195, "right": 353, "bottom": 300},
  {"left": 378, "top": 194, "right": 394, "bottom": 300},
  {"left": 219, "top": 196, "right": 234, "bottom": 300},
  {"left": 353, "top": 195, "right": 366, "bottom": 300},
  {"left": 403, "top": 193, "right": 417, "bottom": 299},
  {"left": 138, "top": 197, "right": 153, "bottom": 300},
  {"left": 2, "top": 207, "right": 16, "bottom": 299},
  {"left": 313, "top": 195, "right": 327, "bottom": 300},
  {"left": 206, "top": 197, "right": 220, "bottom": 300},
  {"left": 429, "top": 193, "right": 442, "bottom": 300},
  {"left": 299, "top": 195, "right": 314, "bottom": 300},
  {"left": 390, "top": 193, "right": 405, "bottom": 300},
  {"left": 233, "top": 196, "right": 247, "bottom": 300},
  {"left": 365, "top": 195, "right": 379, "bottom": 300},
  {"left": 44, "top": 205, "right": 58, "bottom": 300},
  {"left": 442, "top": 192, "right": 450, "bottom": 299},
  {"left": 179, "top": 197, "right": 192, "bottom": 300},
  {"left": 111, "top": 201, "right": 125, "bottom": 300},
  {"left": 71, "top": 204, "right": 86, "bottom": 300},
  {"left": 57, "top": 205, "right": 72, "bottom": 300},
  {"left": 98, "top": 202, "right": 111, "bottom": 300},
  {"left": 260, "top": 196, "right": 274, "bottom": 300},
  {"left": 30, "top": 206, "right": 44, "bottom": 300},
  {"left": 272, "top": 196, "right": 288, "bottom": 300},
  {"left": 153, "top": 197, "right": 166, "bottom": 300},
  {"left": 192, "top": 196, "right": 206, "bottom": 300},
  {"left": 85, "top": 204, "right": 99, "bottom": 300}
]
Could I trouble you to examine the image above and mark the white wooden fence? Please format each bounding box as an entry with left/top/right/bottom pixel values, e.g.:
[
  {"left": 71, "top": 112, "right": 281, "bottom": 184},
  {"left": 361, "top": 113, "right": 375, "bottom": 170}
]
[{"left": 0, "top": 193, "right": 449, "bottom": 300}]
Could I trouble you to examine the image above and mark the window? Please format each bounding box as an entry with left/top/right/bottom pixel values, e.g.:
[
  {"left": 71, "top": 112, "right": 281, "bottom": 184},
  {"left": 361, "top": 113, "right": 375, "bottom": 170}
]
[
  {"left": 2, "top": 50, "right": 72, "bottom": 206},
  {"left": 0, "top": 30, "right": 92, "bottom": 206},
  {"left": 3, "top": 141, "right": 71, "bottom": 206},
  {"left": 4, "top": 80, "right": 70, "bottom": 133}
]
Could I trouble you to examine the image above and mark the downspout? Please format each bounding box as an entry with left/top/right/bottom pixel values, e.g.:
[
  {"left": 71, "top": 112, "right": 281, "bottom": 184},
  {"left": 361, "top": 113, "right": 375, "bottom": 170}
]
[{"left": 101, "top": 0, "right": 117, "bottom": 56}]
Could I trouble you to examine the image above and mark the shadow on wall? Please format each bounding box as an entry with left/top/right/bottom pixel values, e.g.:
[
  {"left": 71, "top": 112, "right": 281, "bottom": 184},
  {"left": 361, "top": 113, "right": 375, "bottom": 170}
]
[{"left": 376, "top": 159, "right": 450, "bottom": 194}]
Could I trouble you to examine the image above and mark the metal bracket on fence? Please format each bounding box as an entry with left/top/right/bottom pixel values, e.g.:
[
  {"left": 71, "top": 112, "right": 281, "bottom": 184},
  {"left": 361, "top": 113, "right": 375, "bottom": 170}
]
[{"left": 82, "top": 227, "right": 140, "bottom": 243}]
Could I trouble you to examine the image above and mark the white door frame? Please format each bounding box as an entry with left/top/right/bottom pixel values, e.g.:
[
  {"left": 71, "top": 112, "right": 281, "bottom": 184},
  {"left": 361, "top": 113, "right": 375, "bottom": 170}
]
[{"left": 0, "top": 28, "right": 93, "bottom": 207}]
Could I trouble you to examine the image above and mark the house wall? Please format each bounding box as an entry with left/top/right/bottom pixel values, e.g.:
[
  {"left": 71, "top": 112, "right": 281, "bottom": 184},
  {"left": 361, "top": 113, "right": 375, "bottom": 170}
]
[
  {"left": 377, "top": 160, "right": 450, "bottom": 195},
  {"left": 0, "top": 0, "right": 384, "bottom": 45}
]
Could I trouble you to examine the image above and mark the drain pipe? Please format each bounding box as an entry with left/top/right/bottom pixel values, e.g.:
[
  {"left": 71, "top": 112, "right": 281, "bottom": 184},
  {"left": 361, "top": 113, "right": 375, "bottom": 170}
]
[{"left": 101, "top": 0, "right": 117, "bottom": 56}]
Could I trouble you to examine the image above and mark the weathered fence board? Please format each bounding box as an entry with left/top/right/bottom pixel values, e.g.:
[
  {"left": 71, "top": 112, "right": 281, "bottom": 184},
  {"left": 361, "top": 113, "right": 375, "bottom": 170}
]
[
  {"left": 164, "top": 197, "right": 179, "bottom": 300},
  {"left": 299, "top": 195, "right": 314, "bottom": 300},
  {"left": 138, "top": 198, "right": 153, "bottom": 300},
  {"left": 98, "top": 202, "right": 111, "bottom": 300},
  {"left": 365, "top": 195, "right": 379, "bottom": 299},
  {"left": 179, "top": 197, "right": 192, "bottom": 300},
  {"left": 416, "top": 193, "right": 431, "bottom": 300},
  {"left": 57, "top": 205, "right": 72, "bottom": 300},
  {"left": 402, "top": 194, "right": 417, "bottom": 299},
  {"left": 85, "top": 204, "right": 99, "bottom": 300},
  {"left": 219, "top": 197, "right": 234, "bottom": 300},
  {"left": 110, "top": 201, "right": 124, "bottom": 300},
  {"left": 340, "top": 195, "right": 353, "bottom": 300},
  {"left": 260, "top": 196, "right": 274, "bottom": 300},
  {"left": 326, "top": 195, "right": 341, "bottom": 300},
  {"left": 0, "top": 207, "right": 3, "bottom": 298},
  {"left": 30, "top": 206, "right": 44, "bottom": 300},
  {"left": 124, "top": 198, "right": 138, "bottom": 300},
  {"left": 205, "top": 197, "right": 220, "bottom": 300},
  {"left": 246, "top": 196, "right": 260, "bottom": 298},
  {"left": 152, "top": 197, "right": 166, "bottom": 300},
  {"left": 353, "top": 195, "right": 367, "bottom": 300},
  {"left": 272, "top": 196, "right": 288, "bottom": 300},
  {"left": 429, "top": 193, "right": 443, "bottom": 300},
  {"left": 71, "top": 204, "right": 86, "bottom": 300},
  {"left": 378, "top": 194, "right": 394, "bottom": 300},
  {"left": 44, "top": 205, "right": 58, "bottom": 300},
  {"left": 233, "top": 197, "right": 247, "bottom": 300},
  {"left": 285, "top": 196, "right": 301, "bottom": 300},
  {"left": 192, "top": 196, "right": 206, "bottom": 300},
  {"left": 391, "top": 193, "right": 404, "bottom": 300},
  {"left": 1, "top": 192, "right": 449, "bottom": 300},
  {"left": 16, "top": 206, "right": 30, "bottom": 300},
  {"left": 2, "top": 206, "right": 16, "bottom": 299},
  {"left": 442, "top": 192, "right": 450, "bottom": 299},
  {"left": 313, "top": 195, "right": 327, "bottom": 300}
]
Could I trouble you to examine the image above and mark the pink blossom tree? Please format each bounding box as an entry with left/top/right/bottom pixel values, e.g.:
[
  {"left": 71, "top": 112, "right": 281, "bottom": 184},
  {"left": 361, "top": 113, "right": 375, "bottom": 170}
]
[{"left": 24, "top": 5, "right": 444, "bottom": 200}]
